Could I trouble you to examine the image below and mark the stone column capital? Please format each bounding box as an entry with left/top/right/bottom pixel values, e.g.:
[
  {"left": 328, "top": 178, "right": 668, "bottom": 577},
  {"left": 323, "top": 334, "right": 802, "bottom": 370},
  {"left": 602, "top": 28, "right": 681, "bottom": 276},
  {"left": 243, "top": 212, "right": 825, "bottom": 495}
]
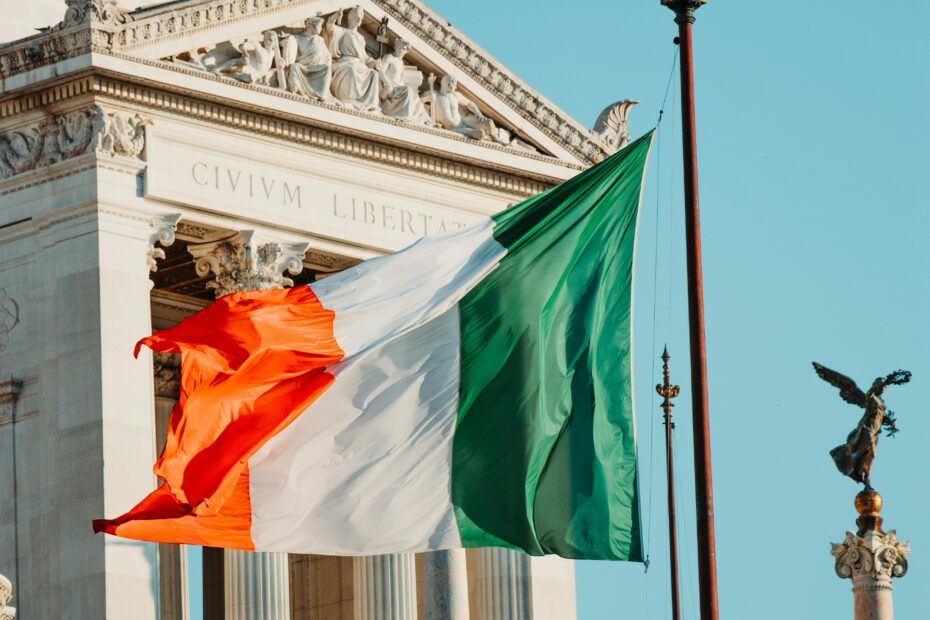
[
  {"left": 0, "top": 573, "right": 16, "bottom": 620},
  {"left": 832, "top": 529, "right": 910, "bottom": 589},
  {"left": 188, "top": 230, "right": 309, "bottom": 297}
]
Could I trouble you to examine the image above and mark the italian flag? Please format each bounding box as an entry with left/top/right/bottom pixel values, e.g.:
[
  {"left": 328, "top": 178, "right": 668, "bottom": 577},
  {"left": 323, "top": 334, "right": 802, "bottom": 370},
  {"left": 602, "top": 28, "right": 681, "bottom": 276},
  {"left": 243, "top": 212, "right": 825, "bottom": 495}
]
[{"left": 94, "top": 132, "right": 653, "bottom": 562}]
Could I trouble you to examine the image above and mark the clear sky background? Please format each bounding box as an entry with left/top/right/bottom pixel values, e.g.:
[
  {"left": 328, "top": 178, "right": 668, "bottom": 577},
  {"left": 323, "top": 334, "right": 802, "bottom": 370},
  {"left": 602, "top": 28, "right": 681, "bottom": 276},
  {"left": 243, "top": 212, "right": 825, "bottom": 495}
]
[
  {"left": 422, "top": 1, "right": 930, "bottom": 618},
  {"left": 3, "top": 2, "right": 929, "bottom": 619}
]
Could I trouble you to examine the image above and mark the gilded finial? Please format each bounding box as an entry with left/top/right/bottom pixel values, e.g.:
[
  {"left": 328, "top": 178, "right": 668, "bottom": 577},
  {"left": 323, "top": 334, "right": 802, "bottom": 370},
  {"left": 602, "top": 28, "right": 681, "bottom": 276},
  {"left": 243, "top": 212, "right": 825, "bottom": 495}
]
[{"left": 656, "top": 346, "right": 680, "bottom": 426}]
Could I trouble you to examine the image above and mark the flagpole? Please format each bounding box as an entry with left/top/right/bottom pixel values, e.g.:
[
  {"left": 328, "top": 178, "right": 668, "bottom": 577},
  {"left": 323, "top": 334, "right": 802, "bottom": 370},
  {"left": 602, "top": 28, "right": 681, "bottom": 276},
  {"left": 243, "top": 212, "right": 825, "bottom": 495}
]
[
  {"left": 659, "top": 2, "right": 720, "bottom": 620},
  {"left": 656, "top": 348, "right": 682, "bottom": 620}
]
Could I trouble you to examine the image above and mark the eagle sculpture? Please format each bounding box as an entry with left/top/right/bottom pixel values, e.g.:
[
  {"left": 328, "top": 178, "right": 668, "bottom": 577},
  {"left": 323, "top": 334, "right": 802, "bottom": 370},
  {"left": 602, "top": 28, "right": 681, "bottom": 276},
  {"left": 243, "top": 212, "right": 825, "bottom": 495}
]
[{"left": 813, "top": 362, "right": 911, "bottom": 488}]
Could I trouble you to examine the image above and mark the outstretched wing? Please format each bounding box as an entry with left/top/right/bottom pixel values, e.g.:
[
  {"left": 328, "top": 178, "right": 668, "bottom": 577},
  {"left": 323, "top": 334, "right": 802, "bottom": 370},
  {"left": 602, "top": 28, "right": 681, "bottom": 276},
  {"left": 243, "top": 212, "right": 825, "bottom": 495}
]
[
  {"left": 813, "top": 362, "right": 867, "bottom": 407},
  {"left": 882, "top": 369, "right": 912, "bottom": 387}
]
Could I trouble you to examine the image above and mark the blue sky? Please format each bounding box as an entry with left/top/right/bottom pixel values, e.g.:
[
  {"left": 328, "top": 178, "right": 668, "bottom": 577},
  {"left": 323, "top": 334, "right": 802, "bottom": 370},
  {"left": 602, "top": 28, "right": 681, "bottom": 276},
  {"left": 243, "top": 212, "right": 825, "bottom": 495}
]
[{"left": 421, "top": 1, "right": 929, "bottom": 618}]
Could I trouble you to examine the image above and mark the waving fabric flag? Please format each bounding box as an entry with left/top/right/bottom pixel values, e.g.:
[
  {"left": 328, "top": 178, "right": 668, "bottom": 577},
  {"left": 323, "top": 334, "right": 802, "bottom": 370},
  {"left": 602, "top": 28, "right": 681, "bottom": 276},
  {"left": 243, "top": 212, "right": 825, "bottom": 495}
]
[{"left": 94, "top": 131, "right": 653, "bottom": 562}]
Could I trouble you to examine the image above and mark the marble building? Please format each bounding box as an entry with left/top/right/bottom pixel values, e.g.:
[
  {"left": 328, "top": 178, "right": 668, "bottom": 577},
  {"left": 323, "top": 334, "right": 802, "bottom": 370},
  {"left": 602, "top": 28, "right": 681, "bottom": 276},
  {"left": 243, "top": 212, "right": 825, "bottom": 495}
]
[{"left": 0, "top": 1, "right": 636, "bottom": 618}]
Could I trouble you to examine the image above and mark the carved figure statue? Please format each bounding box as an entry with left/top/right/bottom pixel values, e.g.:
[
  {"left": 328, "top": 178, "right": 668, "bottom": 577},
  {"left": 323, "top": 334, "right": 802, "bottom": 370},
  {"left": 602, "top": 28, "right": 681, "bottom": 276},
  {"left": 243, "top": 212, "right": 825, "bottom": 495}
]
[
  {"left": 326, "top": 7, "right": 381, "bottom": 112},
  {"left": 423, "top": 74, "right": 510, "bottom": 144},
  {"left": 813, "top": 362, "right": 912, "bottom": 487},
  {"left": 216, "top": 30, "right": 279, "bottom": 85},
  {"left": 379, "top": 39, "right": 431, "bottom": 125},
  {"left": 282, "top": 17, "right": 335, "bottom": 103}
]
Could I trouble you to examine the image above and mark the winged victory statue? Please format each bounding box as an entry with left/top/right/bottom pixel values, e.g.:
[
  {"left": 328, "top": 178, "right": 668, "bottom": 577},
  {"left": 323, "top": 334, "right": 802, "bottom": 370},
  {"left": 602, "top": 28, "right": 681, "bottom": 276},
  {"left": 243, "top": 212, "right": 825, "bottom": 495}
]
[{"left": 813, "top": 362, "right": 911, "bottom": 488}]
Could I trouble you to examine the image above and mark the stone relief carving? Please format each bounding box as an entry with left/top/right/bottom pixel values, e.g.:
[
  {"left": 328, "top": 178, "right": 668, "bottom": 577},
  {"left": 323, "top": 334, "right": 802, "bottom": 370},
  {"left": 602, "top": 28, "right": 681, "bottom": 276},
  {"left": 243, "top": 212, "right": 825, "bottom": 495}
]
[
  {"left": 423, "top": 74, "right": 512, "bottom": 145},
  {"left": 592, "top": 100, "right": 638, "bottom": 153},
  {"left": 153, "top": 352, "right": 181, "bottom": 399},
  {"left": 0, "top": 572, "right": 14, "bottom": 620},
  {"left": 0, "top": 289, "right": 20, "bottom": 352},
  {"left": 2, "top": 0, "right": 633, "bottom": 163},
  {"left": 188, "top": 231, "right": 310, "bottom": 297},
  {"left": 170, "top": 6, "right": 538, "bottom": 149},
  {"left": 0, "top": 107, "right": 150, "bottom": 181},
  {"left": 99, "top": 112, "right": 151, "bottom": 158},
  {"left": 832, "top": 529, "right": 909, "bottom": 587}
]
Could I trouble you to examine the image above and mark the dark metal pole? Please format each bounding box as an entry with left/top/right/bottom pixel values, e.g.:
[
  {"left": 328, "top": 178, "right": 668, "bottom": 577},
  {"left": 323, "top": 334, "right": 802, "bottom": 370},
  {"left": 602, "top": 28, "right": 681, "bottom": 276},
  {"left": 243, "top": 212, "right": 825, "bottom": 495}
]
[
  {"left": 660, "top": 2, "right": 720, "bottom": 619},
  {"left": 656, "top": 349, "right": 681, "bottom": 620}
]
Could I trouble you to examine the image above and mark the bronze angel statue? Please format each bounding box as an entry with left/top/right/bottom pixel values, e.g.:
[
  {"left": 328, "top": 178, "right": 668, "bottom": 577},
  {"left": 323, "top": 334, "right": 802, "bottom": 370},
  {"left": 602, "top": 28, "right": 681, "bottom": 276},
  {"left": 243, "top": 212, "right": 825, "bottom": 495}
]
[{"left": 813, "top": 362, "right": 911, "bottom": 488}]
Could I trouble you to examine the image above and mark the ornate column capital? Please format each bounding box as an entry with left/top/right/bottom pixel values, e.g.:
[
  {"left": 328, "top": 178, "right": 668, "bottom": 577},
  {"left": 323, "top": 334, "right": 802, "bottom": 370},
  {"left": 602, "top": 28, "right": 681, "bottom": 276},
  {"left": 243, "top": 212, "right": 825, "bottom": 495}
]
[
  {"left": 661, "top": 0, "right": 708, "bottom": 24},
  {"left": 188, "top": 230, "right": 309, "bottom": 297},
  {"left": 0, "top": 573, "right": 15, "bottom": 620},
  {"left": 832, "top": 529, "right": 909, "bottom": 589}
]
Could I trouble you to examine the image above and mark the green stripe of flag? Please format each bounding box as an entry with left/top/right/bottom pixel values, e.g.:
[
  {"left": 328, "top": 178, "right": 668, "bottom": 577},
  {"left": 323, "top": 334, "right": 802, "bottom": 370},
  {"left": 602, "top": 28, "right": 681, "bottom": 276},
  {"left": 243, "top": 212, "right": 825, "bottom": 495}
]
[{"left": 451, "top": 131, "right": 653, "bottom": 560}]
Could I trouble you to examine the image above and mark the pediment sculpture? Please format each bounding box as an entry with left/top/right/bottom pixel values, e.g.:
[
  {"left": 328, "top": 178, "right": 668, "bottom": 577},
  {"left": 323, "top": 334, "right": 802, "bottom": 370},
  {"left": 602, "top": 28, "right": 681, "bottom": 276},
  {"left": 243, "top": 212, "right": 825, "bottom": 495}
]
[{"left": 170, "top": 5, "right": 537, "bottom": 151}]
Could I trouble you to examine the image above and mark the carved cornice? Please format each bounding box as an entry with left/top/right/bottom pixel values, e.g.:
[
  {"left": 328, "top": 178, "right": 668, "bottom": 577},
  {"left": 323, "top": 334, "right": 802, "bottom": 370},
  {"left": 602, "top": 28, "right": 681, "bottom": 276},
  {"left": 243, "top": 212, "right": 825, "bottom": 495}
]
[
  {"left": 832, "top": 530, "right": 909, "bottom": 589},
  {"left": 2, "top": 1, "right": 624, "bottom": 164},
  {"left": 188, "top": 230, "right": 310, "bottom": 297},
  {"left": 109, "top": 0, "right": 614, "bottom": 163},
  {"left": 92, "top": 76, "right": 556, "bottom": 194},
  {"left": 114, "top": 0, "right": 309, "bottom": 50},
  {"left": 2, "top": 74, "right": 560, "bottom": 197},
  {"left": 373, "top": 0, "right": 613, "bottom": 163},
  {"left": 0, "top": 29, "right": 95, "bottom": 79},
  {"left": 0, "top": 104, "right": 150, "bottom": 183}
]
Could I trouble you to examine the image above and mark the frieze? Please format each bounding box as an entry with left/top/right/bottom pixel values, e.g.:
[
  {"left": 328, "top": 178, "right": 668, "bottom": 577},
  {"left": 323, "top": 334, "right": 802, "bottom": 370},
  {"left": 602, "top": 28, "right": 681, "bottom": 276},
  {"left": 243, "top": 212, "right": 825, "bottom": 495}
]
[{"left": 0, "top": 105, "right": 150, "bottom": 182}]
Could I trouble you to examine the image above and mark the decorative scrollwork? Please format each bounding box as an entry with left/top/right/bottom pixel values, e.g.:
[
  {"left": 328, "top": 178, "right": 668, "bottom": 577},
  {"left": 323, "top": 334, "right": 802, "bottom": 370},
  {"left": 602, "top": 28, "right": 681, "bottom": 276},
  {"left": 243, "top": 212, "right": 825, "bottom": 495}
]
[
  {"left": 832, "top": 529, "right": 909, "bottom": 587},
  {"left": 188, "top": 231, "right": 309, "bottom": 298},
  {"left": 0, "top": 106, "right": 150, "bottom": 182}
]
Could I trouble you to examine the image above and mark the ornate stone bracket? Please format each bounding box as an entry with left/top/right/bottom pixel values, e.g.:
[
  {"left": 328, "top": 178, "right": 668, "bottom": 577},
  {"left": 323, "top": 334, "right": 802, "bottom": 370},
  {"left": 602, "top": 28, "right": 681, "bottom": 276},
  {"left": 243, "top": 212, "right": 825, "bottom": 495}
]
[
  {"left": 592, "top": 100, "right": 638, "bottom": 153},
  {"left": 0, "top": 106, "right": 150, "bottom": 181},
  {"left": 0, "top": 573, "right": 15, "bottom": 620},
  {"left": 147, "top": 214, "right": 182, "bottom": 274},
  {"left": 0, "top": 289, "right": 20, "bottom": 353},
  {"left": 832, "top": 529, "right": 909, "bottom": 589},
  {"left": 188, "top": 230, "right": 310, "bottom": 297}
]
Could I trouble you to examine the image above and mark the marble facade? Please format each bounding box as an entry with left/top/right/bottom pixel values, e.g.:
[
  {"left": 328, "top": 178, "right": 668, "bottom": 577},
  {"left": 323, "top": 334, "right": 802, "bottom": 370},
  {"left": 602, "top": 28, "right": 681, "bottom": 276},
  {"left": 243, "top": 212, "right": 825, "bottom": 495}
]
[{"left": 0, "top": 1, "right": 635, "bottom": 618}]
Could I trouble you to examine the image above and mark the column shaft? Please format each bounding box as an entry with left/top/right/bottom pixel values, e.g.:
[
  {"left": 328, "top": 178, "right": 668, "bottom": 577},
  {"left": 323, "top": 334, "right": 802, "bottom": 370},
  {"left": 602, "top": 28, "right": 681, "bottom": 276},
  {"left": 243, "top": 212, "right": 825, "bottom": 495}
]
[
  {"left": 354, "top": 554, "right": 416, "bottom": 620},
  {"left": 423, "top": 549, "right": 469, "bottom": 620},
  {"left": 225, "top": 550, "right": 290, "bottom": 620},
  {"left": 155, "top": 394, "right": 189, "bottom": 620},
  {"left": 474, "top": 548, "right": 531, "bottom": 620}
]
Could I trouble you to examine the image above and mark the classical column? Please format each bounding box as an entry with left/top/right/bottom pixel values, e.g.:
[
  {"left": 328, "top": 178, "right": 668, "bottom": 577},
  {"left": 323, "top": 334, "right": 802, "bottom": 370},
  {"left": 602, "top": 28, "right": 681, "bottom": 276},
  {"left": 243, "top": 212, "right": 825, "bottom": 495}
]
[
  {"left": 0, "top": 573, "right": 15, "bottom": 620},
  {"left": 353, "top": 554, "right": 417, "bottom": 620},
  {"left": 189, "top": 231, "right": 309, "bottom": 620},
  {"left": 153, "top": 353, "right": 189, "bottom": 620},
  {"left": 423, "top": 550, "right": 469, "bottom": 620},
  {"left": 832, "top": 490, "right": 909, "bottom": 620},
  {"left": 474, "top": 548, "right": 532, "bottom": 620}
]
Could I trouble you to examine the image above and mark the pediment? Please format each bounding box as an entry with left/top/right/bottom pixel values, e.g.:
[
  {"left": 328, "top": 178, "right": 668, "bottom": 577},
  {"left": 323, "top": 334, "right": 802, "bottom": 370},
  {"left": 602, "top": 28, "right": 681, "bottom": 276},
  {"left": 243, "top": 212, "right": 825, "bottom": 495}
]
[{"left": 96, "top": 0, "right": 634, "bottom": 165}]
